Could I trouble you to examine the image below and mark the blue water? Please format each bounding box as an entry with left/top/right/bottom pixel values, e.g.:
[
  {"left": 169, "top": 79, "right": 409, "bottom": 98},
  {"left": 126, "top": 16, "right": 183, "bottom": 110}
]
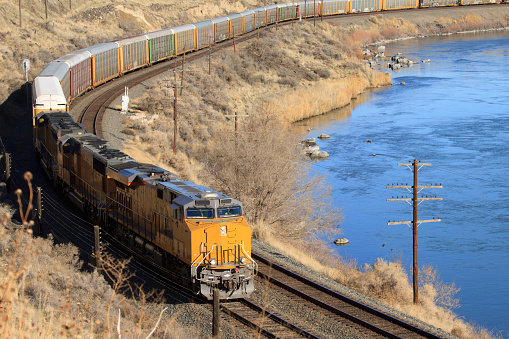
[{"left": 298, "top": 31, "right": 509, "bottom": 335}]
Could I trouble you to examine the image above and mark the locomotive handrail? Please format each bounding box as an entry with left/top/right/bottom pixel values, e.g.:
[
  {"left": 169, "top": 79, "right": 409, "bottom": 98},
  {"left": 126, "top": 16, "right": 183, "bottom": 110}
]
[
  {"left": 191, "top": 243, "right": 216, "bottom": 268},
  {"left": 241, "top": 241, "right": 258, "bottom": 275}
]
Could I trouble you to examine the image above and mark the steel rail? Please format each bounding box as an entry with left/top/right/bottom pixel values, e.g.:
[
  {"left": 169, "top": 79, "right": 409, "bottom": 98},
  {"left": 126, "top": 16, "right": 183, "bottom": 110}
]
[
  {"left": 222, "top": 299, "right": 320, "bottom": 339},
  {"left": 100, "top": 230, "right": 319, "bottom": 338},
  {"left": 75, "top": 31, "right": 260, "bottom": 137},
  {"left": 253, "top": 253, "right": 444, "bottom": 339}
]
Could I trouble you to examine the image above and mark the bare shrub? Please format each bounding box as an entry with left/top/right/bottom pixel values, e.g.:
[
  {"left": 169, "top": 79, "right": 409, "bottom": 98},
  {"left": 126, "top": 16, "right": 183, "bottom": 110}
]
[
  {"left": 0, "top": 173, "right": 195, "bottom": 337},
  {"left": 380, "top": 26, "right": 403, "bottom": 40},
  {"left": 200, "top": 111, "right": 343, "bottom": 241},
  {"left": 420, "top": 264, "right": 460, "bottom": 310}
]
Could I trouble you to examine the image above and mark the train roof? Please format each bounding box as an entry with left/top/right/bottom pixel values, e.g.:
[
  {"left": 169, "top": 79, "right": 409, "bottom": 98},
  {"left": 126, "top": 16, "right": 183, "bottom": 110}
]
[
  {"left": 210, "top": 16, "right": 229, "bottom": 24},
  {"left": 35, "top": 111, "right": 87, "bottom": 137},
  {"left": 86, "top": 42, "right": 119, "bottom": 56},
  {"left": 251, "top": 7, "right": 266, "bottom": 13},
  {"left": 113, "top": 162, "right": 175, "bottom": 185},
  {"left": 32, "top": 77, "right": 67, "bottom": 109},
  {"left": 145, "top": 28, "right": 174, "bottom": 39},
  {"left": 194, "top": 20, "right": 213, "bottom": 29},
  {"left": 59, "top": 133, "right": 133, "bottom": 164},
  {"left": 115, "top": 35, "right": 148, "bottom": 46},
  {"left": 239, "top": 10, "right": 256, "bottom": 16},
  {"left": 55, "top": 49, "right": 91, "bottom": 67},
  {"left": 171, "top": 24, "right": 196, "bottom": 33},
  {"left": 38, "top": 61, "right": 70, "bottom": 82},
  {"left": 227, "top": 13, "right": 243, "bottom": 20}
]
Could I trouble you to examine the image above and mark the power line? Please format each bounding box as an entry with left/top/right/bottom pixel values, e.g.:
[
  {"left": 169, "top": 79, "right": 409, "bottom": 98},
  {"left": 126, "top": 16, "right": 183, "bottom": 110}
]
[{"left": 386, "top": 159, "right": 442, "bottom": 306}]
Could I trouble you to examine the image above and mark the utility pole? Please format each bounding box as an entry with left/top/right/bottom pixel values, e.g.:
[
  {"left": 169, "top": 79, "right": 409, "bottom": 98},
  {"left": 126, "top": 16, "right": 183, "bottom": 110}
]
[
  {"left": 35, "top": 186, "right": 42, "bottom": 235},
  {"left": 208, "top": 39, "right": 212, "bottom": 76},
  {"left": 314, "top": 0, "right": 316, "bottom": 27},
  {"left": 212, "top": 288, "right": 220, "bottom": 338},
  {"left": 19, "top": 0, "right": 22, "bottom": 28},
  {"left": 224, "top": 112, "right": 249, "bottom": 137},
  {"left": 386, "top": 159, "right": 442, "bottom": 305},
  {"left": 180, "top": 49, "right": 185, "bottom": 96},
  {"left": 173, "top": 84, "right": 177, "bottom": 154},
  {"left": 94, "top": 225, "right": 102, "bottom": 273},
  {"left": 257, "top": 17, "right": 260, "bottom": 40},
  {"left": 232, "top": 26, "right": 236, "bottom": 53}
]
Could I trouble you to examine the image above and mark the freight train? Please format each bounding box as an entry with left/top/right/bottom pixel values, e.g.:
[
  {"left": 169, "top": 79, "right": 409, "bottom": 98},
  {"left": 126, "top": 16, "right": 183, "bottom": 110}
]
[
  {"left": 32, "top": 0, "right": 506, "bottom": 299},
  {"left": 33, "top": 110, "right": 255, "bottom": 299},
  {"left": 32, "top": 0, "right": 507, "bottom": 116}
]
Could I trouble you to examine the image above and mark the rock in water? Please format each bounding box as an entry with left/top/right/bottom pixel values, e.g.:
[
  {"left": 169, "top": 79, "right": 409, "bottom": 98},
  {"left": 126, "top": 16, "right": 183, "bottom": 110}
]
[
  {"left": 310, "top": 151, "right": 329, "bottom": 159},
  {"left": 334, "top": 238, "right": 349, "bottom": 246}
]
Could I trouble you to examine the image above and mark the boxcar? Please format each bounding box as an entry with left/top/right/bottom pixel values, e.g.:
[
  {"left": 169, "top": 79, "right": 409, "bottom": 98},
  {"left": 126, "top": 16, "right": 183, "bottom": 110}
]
[
  {"left": 32, "top": 77, "right": 68, "bottom": 115},
  {"left": 296, "top": 1, "right": 322, "bottom": 18},
  {"left": 173, "top": 24, "right": 196, "bottom": 54},
  {"left": 194, "top": 20, "right": 214, "bottom": 49},
  {"left": 278, "top": 3, "right": 298, "bottom": 21},
  {"left": 419, "top": 0, "right": 457, "bottom": 6},
  {"left": 229, "top": 13, "right": 244, "bottom": 36},
  {"left": 116, "top": 35, "right": 149, "bottom": 73},
  {"left": 212, "top": 17, "right": 230, "bottom": 42},
  {"left": 264, "top": 4, "right": 280, "bottom": 24},
  {"left": 88, "top": 42, "right": 120, "bottom": 86},
  {"left": 240, "top": 10, "right": 256, "bottom": 32},
  {"left": 146, "top": 29, "right": 175, "bottom": 64},
  {"left": 460, "top": 0, "right": 498, "bottom": 4},
  {"left": 37, "top": 61, "right": 71, "bottom": 103},
  {"left": 350, "top": 0, "right": 382, "bottom": 12},
  {"left": 252, "top": 7, "right": 267, "bottom": 28},
  {"left": 55, "top": 50, "right": 92, "bottom": 100},
  {"left": 322, "top": 0, "right": 350, "bottom": 14},
  {"left": 384, "top": 0, "right": 418, "bottom": 9}
]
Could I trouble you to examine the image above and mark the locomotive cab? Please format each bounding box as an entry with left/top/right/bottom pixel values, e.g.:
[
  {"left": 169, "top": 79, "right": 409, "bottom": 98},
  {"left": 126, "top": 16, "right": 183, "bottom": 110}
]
[{"left": 175, "top": 192, "right": 256, "bottom": 299}]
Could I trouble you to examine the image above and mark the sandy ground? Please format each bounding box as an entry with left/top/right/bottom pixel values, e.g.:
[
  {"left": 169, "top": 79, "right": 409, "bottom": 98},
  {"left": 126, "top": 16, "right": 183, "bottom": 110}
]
[
  {"left": 97, "top": 4, "right": 509, "bottom": 157},
  {"left": 325, "top": 4, "right": 509, "bottom": 28}
]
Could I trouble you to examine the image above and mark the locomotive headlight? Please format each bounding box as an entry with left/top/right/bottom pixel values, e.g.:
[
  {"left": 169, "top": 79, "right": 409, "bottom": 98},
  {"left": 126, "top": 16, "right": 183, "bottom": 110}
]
[
  {"left": 209, "top": 258, "right": 217, "bottom": 266},
  {"left": 240, "top": 257, "right": 247, "bottom": 265}
]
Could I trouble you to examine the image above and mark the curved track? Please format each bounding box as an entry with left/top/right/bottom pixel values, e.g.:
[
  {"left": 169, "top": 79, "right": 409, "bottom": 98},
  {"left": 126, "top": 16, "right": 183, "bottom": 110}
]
[
  {"left": 68, "top": 8, "right": 472, "bottom": 338},
  {"left": 76, "top": 27, "right": 264, "bottom": 136},
  {"left": 102, "top": 230, "right": 320, "bottom": 338},
  {"left": 222, "top": 299, "right": 320, "bottom": 338},
  {"left": 253, "top": 253, "right": 444, "bottom": 339}
]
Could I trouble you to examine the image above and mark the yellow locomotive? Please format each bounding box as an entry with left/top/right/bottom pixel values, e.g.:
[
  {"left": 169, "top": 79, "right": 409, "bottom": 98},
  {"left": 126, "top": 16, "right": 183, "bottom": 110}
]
[{"left": 34, "top": 110, "right": 256, "bottom": 299}]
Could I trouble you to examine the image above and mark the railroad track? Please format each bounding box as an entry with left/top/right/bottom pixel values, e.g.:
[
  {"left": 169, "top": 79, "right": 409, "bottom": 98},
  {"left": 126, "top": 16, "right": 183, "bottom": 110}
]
[
  {"left": 71, "top": 11, "right": 452, "bottom": 338},
  {"left": 101, "top": 230, "right": 320, "bottom": 338},
  {"left": 252, "top": 253, "right": 444, "bottom": 339},
  {"left": 74, "top": 9, "right": 422, "bottom": 134},
  {"left": 76, "top": 28, "right": 264, "bottom": 137},
  {"left": 221, "top": 299, "right": 320, "bottom": 338}
]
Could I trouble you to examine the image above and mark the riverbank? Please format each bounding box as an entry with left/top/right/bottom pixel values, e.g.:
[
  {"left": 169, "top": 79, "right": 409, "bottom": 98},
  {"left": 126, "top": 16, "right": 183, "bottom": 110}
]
[{"left": 1, "top": 3, "right": 508, "bottom": 338}]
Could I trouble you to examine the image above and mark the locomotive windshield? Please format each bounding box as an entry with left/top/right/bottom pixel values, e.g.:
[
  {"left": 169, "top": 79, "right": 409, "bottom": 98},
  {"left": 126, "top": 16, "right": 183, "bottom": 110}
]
[
  {"left": 186, "top": 208, "right": 214, "bottom": 219},
  {"left": 218, "top": 205, "right": 242, "bottom": 218}
]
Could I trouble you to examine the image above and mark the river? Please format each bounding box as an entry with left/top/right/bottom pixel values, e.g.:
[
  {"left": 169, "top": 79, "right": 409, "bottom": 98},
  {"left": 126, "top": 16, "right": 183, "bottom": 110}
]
[{"left": 296, "top": 31, "right": 509, "bottom": 335}]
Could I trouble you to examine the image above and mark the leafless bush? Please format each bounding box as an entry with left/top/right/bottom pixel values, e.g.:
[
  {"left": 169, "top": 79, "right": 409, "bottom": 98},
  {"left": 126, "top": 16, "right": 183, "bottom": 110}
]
[
  {"left": 200, "top": 111, "right": 343, "bottom": 241},
  {"left": 420, "top": 264, "right": 460, "bottom": 310},
  {"left": 0, "top": 173, "right": 194, "bottom": 337}
]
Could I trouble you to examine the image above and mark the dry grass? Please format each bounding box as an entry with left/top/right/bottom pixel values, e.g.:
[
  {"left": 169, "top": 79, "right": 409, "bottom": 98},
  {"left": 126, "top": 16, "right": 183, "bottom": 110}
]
[
  {"left": 1, "top": 2, "right": 508, "bottom": 338},
  {"left": 260, "top": 232, "right": 499, "bottom": 339},
  {"left": 129, "top": 21, "right": 393, "bottom": 173},
  {"left": 0, "top": 173, "right": 195, "bottom": 338},
  {"left": 0, "top": 0, "right": 262, "bottom": 103}
]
